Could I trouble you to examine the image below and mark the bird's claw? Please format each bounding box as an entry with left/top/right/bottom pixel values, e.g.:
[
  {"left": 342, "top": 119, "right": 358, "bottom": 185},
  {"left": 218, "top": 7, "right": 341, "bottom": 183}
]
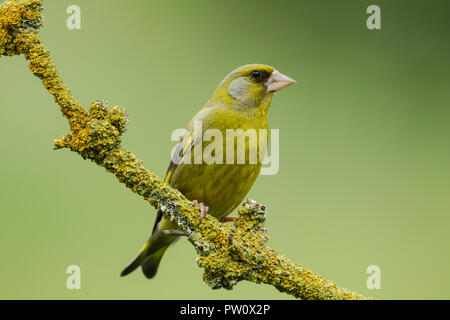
[
  {"left": 190, "top": 200, "right": 209, "bottom": 223},
  {"left": 162, "top": 229, "right": 203, "bottom": 249},
  {"left": 162, "top": 229, "right": 190, "bottom": 237}
]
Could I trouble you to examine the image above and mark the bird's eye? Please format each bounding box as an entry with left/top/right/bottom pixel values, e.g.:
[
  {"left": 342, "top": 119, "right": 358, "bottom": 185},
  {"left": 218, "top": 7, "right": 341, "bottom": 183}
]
[{"left": 250, "top": 69, "right": 263, "bottom": 81}]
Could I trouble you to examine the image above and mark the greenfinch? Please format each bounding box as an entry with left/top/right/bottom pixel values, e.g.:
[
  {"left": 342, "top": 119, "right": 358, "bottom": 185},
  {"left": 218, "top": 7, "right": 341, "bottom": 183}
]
[{"left": 121, "top": 64, "right": 295, "bottom": 278}]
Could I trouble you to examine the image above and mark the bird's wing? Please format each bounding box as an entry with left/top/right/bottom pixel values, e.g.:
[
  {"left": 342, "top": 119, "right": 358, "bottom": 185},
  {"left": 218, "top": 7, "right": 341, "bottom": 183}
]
[
  {"left": 164, "top": 126, "right": 197, "bottom": 184},
  {"left": 164, "top": 106, "right": 210, "bottom": 184},
  {"left": 152, "top": 107, "right": 214, "bottom": 232}
]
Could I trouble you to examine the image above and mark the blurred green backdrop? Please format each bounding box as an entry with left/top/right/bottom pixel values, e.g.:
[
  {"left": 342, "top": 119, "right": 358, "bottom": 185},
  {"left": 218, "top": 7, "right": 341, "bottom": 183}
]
[{"left": 1, "top": 0, "right": 449, "bottom": 299}]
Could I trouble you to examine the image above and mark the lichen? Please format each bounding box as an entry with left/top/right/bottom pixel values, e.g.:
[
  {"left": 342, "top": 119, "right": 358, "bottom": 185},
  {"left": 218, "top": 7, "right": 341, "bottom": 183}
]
[{"left": 0, "top": 0, "right": 372, "bottom": 300}]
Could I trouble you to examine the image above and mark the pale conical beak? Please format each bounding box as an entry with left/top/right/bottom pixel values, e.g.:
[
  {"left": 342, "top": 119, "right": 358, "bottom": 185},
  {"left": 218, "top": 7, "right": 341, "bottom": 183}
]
[{"left": 266, "top": 70, "right": 296, "bottom": 92}]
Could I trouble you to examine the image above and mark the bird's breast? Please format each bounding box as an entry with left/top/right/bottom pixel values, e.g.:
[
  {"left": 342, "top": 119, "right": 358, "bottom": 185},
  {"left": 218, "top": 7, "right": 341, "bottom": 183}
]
[{"left": 170, "top": 107, "right": 269, "bottom": 219}]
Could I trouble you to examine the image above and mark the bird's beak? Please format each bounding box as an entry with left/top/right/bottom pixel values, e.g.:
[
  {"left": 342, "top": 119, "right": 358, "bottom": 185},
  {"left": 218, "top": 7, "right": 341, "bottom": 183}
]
[{"left": 266, "top": 70, "right": 296, "bottom": 92}]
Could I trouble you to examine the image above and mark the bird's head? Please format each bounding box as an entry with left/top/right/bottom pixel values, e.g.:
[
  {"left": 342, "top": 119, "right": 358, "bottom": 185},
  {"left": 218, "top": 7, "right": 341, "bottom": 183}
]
[{"left": 208, "top": 64, "right": 296, "bottom": 111}]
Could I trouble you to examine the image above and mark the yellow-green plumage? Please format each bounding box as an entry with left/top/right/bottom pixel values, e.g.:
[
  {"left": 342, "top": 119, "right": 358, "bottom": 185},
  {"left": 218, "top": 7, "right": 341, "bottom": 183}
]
[{"left": 121, "top": 64, "right": 295, "bottom": 278}]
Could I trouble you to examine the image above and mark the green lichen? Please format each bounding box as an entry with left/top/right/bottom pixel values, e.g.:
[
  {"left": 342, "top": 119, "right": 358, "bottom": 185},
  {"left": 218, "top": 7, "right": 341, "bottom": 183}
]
[{"left": 0, "top": 0, "right": 372, "bottom": 300}]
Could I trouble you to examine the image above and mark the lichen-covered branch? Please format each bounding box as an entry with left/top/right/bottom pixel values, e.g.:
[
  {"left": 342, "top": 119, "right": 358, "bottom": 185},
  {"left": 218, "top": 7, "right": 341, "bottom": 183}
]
[{"left": 0, "top": 0, "right": 372, "bottom": 300}]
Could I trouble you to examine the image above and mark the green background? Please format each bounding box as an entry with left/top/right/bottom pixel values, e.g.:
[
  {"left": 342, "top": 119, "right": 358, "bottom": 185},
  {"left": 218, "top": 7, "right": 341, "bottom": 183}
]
[{"left": 1, "top": 0, "right": 449, "bottom": 299}]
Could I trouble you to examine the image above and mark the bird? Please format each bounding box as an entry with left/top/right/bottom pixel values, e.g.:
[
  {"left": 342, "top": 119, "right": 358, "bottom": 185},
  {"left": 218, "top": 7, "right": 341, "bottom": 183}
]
[{"left": 120, "top": 64, "right": 296, "bottom": 278}]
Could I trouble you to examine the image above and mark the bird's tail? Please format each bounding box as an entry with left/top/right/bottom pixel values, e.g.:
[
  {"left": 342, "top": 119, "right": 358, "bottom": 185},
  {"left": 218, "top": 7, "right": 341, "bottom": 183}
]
[
  {"left": 120, "top": 240, "right": 169, "bottom": 279},
  {"left": 141, "top": 246, "right": 168, "bottom": 278}
]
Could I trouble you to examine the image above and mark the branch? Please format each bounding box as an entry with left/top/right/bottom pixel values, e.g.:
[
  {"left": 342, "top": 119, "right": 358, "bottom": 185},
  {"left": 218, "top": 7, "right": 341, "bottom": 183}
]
[{"left": 0, "top": 0, "right": 372, "bottom": 300}]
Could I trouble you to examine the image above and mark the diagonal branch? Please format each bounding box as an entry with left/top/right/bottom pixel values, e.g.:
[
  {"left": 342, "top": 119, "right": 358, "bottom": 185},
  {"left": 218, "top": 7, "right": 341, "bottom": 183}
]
[{"left": 0, "top": 0, "right": 372, "bottom": 300}]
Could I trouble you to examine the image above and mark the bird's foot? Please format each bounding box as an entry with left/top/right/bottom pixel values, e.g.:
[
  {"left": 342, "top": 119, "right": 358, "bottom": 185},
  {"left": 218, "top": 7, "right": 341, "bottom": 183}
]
[
  {"left": 162, "top": 230, "right": 191, "bottom": 237},
  {"left": 162, "top": 229, "right": 203, "bottom": 249},
  {"left": 221, "top": 216, "right": 239, "bottom": 223},
  {"left": 190, "top": 200, "right": 209, "bottom": 223}
]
